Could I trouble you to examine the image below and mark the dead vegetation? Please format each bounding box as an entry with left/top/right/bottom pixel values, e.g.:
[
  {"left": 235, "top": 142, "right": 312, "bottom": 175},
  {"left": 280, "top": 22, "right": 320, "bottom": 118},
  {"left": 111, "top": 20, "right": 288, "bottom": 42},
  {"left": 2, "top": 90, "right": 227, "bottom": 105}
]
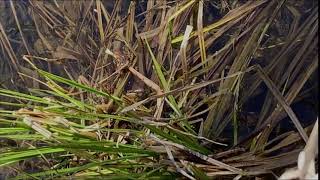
[{"left": 0, "top": 0, "right": 318, "bottom": 179}]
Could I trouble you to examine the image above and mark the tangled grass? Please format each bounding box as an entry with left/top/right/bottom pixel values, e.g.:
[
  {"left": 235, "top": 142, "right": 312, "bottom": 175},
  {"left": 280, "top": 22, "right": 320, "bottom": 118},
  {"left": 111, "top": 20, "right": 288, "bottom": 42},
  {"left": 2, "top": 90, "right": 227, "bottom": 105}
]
[{"left": 0, "top": 0, "right": 318, "bottom": 179}]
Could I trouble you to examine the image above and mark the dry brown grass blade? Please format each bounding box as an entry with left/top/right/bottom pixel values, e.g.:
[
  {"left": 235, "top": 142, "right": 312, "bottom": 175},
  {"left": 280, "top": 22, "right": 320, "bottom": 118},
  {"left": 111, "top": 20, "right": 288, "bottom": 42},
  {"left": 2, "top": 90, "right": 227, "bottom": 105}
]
[
  {"left": 168, "top": 25, "right": 193, "bottom": 88},
  {"left": 164, "top": 145, "right": 196, "bottom": 180},
  {"left": 125, "top": 1, "right": 135, "bottom": 43},
  {"left": 171, "top": 0, "right": 268, "bottom": 44},
  {"left": 128, "top": 66, "right": 163, "bottom": 95},
  {"left": 10, "top": 1, "right": 31, "bottom": 56},
  {"left": 257, "top": 17, "right": 318, "bottom": 128},
  {"left": 153, "top": 8, "right": 172, "bottom": 69},
  {"left": 0, "top": 21, "right": 20, "bottom": 72},
  {"left": 145, "top": 0, "right": 155, "bottom": 31},
  {"left": 203, "top": 0, "right": 279, "bottom": 138},
  {"left": 31, "top": 10, "right": 54, "bottom": 52},
  {"left": 262, "top": 125, "right": 313, "bottom": 155},
  {"left": 100, "top": 2, "right": 111, "bottom": 24},
  {"left": 52, "top": 46, "right": 83, "bottom": 61},
  {"left": 285, "top": 5, "right": 301, "bottom": 39},
  {"left": 180, "top": 25, "right": 193, "bottom": 82},
  {"left": 18, "top": 65, "right": 40, "bottom": 89},
  {"left": 253, "top": 52, "right": 318, "bottom": 149},
  {"left": 279, "top": 33, "right": 318, "bottom": 89},
  {"left": 239, "top": 7, "right": 318, "bottom": 108},
  {"left": 75, "top": 0, "right": 94, "bottom": 42},
  {"left": 120, "top": 67, "right": 253, "bottom": 114},
  {"left": 255, "top": 65, "right": 308, "bottom": 142},
  {"left": 197, "top": 0, "right": 206, "bottom": 69},
  {"left": 96, "top": 0, "right": 105, "bottom": 41},
  {"left": 238, "top": 53, "right": 318, "bottom": 147},
  {"left": 0, "top": 1, "right": 317, "bottom": 179},
  {"left": 247, "top": 149, "right": 302, "bottom": 173},
  {"left": 150, "top": 134, "right": 243, "bottom": 174}
]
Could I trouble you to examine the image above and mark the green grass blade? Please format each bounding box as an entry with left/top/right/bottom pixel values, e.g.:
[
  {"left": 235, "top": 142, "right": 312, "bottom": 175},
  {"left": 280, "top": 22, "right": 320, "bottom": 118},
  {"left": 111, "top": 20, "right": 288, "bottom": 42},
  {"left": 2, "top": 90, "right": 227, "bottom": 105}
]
[
  {"left": 12, "top": 155, "right": 150, "bottom": 180},
  {"left": 0, "top": 147, "right": 65, "bottom": 167},
  {"left": 0, "top": 89, "right": 54, "bottom": 105},
  {"left": 38, "top": 69, "right": 122, "bottom": 103},
  {"left": 146, "top": 125, "right": 210, "bottom": 154},
  {"left": 56, "top": 143, "right": 157, "bottom": 156},
  {"left": 144, "top": 38, "right": 181, "bottom": 116},
  {"left": 0, "top": 127, "right": 30, "bottom": 135}
]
